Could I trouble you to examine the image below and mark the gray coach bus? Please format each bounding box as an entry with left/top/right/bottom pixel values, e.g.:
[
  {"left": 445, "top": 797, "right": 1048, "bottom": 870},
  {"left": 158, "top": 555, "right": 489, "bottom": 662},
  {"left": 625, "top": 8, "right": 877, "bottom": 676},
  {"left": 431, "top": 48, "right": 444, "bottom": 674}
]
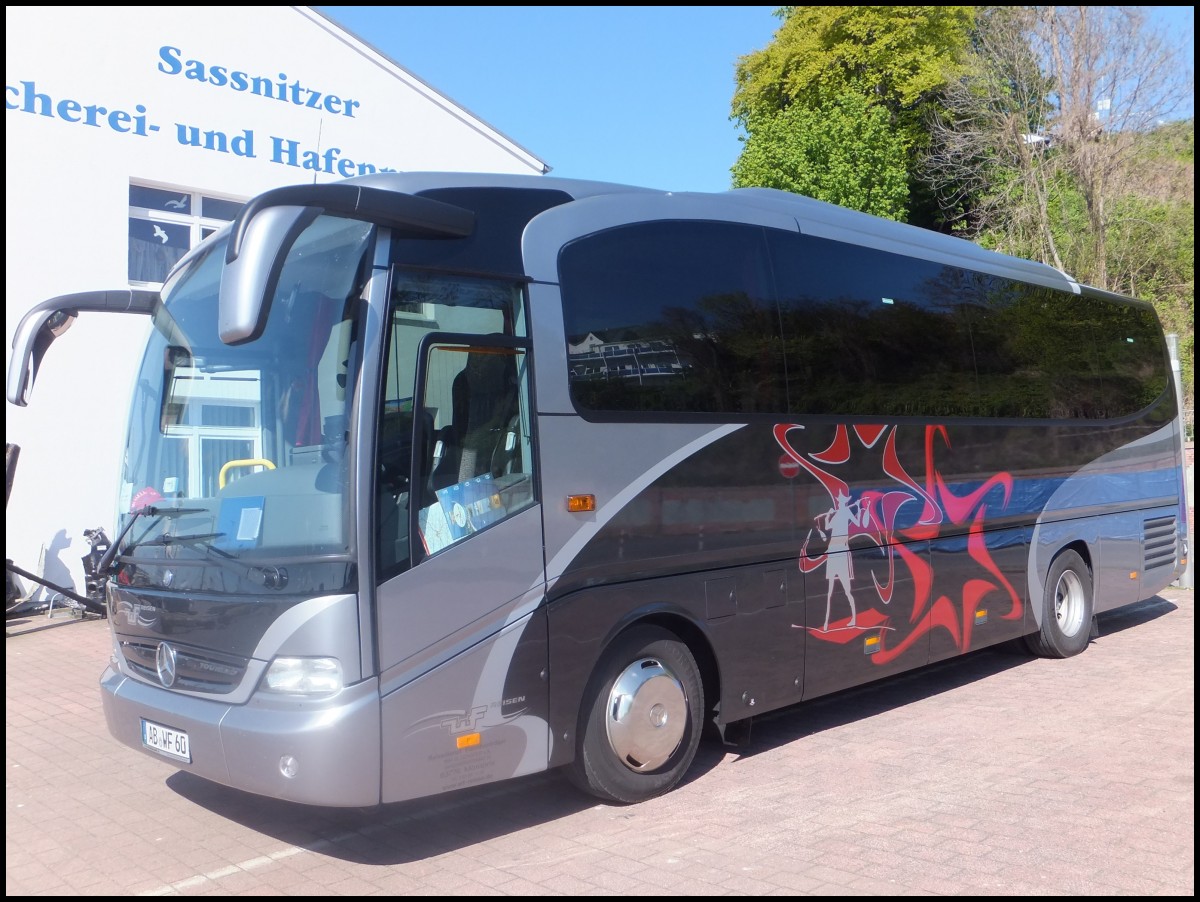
[{"left": 7, "top": 173, "right": 1188, "bottom": 806}]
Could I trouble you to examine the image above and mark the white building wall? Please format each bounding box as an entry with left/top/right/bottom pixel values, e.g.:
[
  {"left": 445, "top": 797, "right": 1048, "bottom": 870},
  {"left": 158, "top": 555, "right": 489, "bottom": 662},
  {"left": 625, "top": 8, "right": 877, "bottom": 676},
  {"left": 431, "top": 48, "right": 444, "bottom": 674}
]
[{"left": 5, "top": 6, "right": 547, "bottom": 598}]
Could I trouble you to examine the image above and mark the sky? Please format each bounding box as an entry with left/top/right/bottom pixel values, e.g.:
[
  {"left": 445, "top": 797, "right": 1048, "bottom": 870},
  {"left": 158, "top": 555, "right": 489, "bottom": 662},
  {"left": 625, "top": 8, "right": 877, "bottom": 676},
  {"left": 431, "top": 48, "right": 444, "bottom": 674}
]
[{"left": 317, "top": 6, "right": 1195, "bottom": 196}]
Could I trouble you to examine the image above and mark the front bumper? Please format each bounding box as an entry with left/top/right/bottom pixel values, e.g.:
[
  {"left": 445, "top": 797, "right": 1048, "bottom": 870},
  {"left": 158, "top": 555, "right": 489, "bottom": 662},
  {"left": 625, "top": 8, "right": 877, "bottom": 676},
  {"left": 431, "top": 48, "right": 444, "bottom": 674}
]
[{"left": 100, "top": 664, "right": 382, "bottom": 807}]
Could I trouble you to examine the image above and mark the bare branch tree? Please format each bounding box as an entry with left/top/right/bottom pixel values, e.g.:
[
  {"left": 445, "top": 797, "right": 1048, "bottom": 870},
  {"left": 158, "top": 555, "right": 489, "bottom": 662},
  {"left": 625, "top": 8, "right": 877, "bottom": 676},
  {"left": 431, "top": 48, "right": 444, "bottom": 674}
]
[
  {"left": 1033, "top": 6, "right": 1192, "bottom": 288},
  {"left": 923, "top": 7, "right": 1065, "bottom": 268},
  {"left": 924, "top": 6, "right": 1193, "bottom": 288}
]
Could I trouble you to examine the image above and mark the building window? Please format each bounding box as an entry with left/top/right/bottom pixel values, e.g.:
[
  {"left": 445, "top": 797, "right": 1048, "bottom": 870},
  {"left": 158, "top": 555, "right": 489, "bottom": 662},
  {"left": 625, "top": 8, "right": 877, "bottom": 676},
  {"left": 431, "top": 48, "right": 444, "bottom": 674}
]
[{"left": 128, "top": 183, "right": 243, "bottom": 285}]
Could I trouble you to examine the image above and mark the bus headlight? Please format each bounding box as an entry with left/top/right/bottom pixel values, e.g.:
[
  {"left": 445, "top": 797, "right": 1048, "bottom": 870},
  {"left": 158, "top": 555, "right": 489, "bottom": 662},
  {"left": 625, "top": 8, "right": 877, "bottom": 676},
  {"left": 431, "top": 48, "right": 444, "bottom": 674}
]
[{"left": 262, "top": 657, "right": 343, "bottom": 696}]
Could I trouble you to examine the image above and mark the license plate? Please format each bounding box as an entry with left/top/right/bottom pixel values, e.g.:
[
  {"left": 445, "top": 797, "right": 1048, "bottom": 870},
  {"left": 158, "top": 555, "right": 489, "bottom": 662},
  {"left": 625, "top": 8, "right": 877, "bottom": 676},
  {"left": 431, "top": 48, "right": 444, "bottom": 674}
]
[{"left": 141, "top": 718, "right": 191, "bottom": 762}]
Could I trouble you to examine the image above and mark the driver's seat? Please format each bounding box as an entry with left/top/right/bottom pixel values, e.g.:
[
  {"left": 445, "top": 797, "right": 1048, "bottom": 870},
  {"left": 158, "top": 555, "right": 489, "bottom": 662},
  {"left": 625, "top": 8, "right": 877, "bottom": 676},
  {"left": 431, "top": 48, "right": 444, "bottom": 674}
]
[{"left": 432, "top": 352, "right": 518, "bottom": 490}]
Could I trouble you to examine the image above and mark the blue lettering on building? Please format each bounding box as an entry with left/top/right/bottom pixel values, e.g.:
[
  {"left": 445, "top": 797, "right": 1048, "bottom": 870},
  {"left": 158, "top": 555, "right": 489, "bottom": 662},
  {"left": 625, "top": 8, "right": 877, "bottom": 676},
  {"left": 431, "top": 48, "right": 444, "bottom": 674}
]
[
  {"left": 269, "top": 136, "right": 395, "bottom": 176},
  {"left": 175, "top": 124, "right": 255, "bottom": 157},
  {"left": 5, "top": 81, "right": 157, "bottom": 135},
  {"left": 8, "top": 45, "right": 395, "bottom": 172},
  {"left": 157, "top": 46, "right": 361, "bottom": 118}
]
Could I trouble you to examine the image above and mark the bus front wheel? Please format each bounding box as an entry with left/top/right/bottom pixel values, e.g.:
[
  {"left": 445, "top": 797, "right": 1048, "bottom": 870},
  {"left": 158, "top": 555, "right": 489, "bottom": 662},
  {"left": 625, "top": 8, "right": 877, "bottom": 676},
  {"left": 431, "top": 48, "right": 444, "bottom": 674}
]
[
  {"left": 567, "top": 625, "right": 703, "bottom": 804},
  {"left": 1025, "top": 549, "right": 1094, "bottom": 658}
]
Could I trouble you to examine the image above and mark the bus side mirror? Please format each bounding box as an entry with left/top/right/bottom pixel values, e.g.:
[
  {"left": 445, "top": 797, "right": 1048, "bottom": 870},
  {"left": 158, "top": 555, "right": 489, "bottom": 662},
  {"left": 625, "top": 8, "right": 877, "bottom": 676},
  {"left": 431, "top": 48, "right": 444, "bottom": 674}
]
[
  {"left": 218, "top": 203, "right": 317, "bottom": 346},
  {"left": 6, "top": 290, "right": 157, "bottom": 407},
  {"left": 218, "top": 183, "right": 475, "bottom": 346}
]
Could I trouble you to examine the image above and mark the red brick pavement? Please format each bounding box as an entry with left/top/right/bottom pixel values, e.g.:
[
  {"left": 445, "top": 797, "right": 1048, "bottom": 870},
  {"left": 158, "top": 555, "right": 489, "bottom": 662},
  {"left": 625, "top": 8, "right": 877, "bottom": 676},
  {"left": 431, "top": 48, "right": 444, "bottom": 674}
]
[{"left": 6, "top": 587, "right": 1195, "bottom": 896}]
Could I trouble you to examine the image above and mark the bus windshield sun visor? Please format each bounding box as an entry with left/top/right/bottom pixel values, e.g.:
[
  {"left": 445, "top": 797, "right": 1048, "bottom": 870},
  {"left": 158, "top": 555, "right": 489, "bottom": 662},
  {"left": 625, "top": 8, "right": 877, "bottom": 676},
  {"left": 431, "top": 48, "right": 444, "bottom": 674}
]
[
  {"left": 6, "top": 289, "right": 158, "bottom": 407},
  {"left": 218, "top": 183, "right": 476, "bottom": 346},
  {"left": 224, "top": 183, "right": 475, "bottom": 264}
]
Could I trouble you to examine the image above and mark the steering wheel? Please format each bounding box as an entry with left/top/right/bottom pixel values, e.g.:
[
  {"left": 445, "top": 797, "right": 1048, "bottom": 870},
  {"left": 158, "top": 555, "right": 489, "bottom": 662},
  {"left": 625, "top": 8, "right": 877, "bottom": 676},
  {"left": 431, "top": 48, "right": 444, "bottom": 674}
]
[
  {"left": 378, "top": 441, "right": 412, "bottom": 494},
  {"left": 378, "top": 409, "right": 418, "bottom": 495}
]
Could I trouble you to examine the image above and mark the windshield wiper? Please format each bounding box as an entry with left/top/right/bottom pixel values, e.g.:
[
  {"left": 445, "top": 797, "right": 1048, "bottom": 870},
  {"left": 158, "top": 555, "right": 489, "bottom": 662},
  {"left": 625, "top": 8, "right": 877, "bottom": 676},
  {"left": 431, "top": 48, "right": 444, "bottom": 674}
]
[
  {"left": 97, "top": 505, "right": 207, "bottom": 574},
  {"left": 138, "top": 530, "right": 288, "bottom": 589},
  {"left": 102, "top": 511, "right": 293, "bottom": 590},
  {"left": 140, "top": 531, "right": 226, "bottom": 547}
]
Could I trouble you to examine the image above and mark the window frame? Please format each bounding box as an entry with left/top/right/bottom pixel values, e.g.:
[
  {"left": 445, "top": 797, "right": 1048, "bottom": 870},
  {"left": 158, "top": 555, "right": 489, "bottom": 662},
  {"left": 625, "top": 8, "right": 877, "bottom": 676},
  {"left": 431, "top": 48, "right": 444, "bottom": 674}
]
[{"left": 128, "top": 182, "right": 244, "bottom": 287}]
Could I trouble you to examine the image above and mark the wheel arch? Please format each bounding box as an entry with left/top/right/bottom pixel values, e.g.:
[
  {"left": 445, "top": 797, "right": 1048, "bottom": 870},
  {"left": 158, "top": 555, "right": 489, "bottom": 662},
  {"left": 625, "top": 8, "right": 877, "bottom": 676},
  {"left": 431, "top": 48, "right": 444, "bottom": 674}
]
[
  {"left": 633, "top": 611, "right": 721, "bottom": 728},
  {"left": 547, "top": 600, "right": 722, "bottom": 771},
  {"left": 1029, "top": 521, "right": 1098, "bottom": 630}
]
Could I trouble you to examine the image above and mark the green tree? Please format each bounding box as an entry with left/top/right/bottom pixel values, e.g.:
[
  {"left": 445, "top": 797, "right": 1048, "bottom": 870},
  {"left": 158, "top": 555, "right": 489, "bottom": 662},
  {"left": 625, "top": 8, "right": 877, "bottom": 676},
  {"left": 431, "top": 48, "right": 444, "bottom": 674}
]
[
  {"left": 731, "top": 5, "right": 975, "bottom": 224},
  {"left": 731, "top": 91, "right": 909, "bottom": 219},
  {"left": 1107, "top": 130, "right": 1195, "bottom": 433}
]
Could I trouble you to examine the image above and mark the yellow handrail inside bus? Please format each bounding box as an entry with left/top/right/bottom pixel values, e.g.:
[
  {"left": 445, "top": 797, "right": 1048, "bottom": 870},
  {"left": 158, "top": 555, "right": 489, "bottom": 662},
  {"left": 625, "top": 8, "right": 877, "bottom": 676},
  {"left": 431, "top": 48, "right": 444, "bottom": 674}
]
[{"left": 219, "top": 458, "right": 275, "bottom": 489}]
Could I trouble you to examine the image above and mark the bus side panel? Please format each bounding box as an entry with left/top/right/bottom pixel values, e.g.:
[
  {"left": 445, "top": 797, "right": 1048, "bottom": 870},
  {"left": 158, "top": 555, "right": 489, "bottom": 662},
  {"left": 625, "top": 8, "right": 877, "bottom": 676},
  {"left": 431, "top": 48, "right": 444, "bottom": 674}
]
[
  {"left": 701, "top": 563, "right": 805, "bottom": 718},
  {"left": 374, "top": 506, "right": 545, "bottom": 694},
  {"left": 545, "top": 565, "right": 805, "bottom": 770},
  {"left": 538, "top": 414, "right": 1182, "bottom": 767},
  {"left": 1029, "top": 422, "right": 1183, "bottom": 619},
  {"left": 536, "top": 417, "right": 799, "bottom": 593},
  {"left": 378, "top": 608, "right": 550, "bottom": 804},
  {"left": 1097, "top": 514, "right": 1145, "bottom": 611},
  {"left": 1134, "top": 504, "right": 1188, "bottom": 602},
  {"left": 928, "top": 526, "right": 1030, "bottom": 662},
  {"left": 800, "top": 541, "right": 931, "bottom": 700},
  {"left": 1092, "top": 504, "right": 1183, "bottom": 610},
  {"left": 372, "top": 498, "right": 550, "bottom": 805}
]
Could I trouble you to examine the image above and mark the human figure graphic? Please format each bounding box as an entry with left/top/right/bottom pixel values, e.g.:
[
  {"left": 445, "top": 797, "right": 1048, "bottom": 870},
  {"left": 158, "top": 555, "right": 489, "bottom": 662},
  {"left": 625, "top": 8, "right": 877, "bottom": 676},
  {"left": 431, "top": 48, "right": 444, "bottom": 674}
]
[{"left": 818, "top": 490, "right": 869, "bottom": 630}]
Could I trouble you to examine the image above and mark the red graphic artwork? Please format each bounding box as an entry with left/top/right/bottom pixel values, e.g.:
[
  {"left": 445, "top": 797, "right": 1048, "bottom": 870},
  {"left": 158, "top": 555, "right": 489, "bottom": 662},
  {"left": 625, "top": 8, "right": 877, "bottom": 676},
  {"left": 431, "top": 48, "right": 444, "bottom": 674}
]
[{"left": 774, "top": 423, "right": 1022, "bottom": 663}]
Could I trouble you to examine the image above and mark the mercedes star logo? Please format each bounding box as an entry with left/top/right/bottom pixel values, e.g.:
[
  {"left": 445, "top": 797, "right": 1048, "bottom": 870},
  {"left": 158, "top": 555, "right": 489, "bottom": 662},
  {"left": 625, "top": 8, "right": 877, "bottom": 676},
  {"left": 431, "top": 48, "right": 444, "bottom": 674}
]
[{"left": 156, "top": 642, "right": 178, "bottom": 688}]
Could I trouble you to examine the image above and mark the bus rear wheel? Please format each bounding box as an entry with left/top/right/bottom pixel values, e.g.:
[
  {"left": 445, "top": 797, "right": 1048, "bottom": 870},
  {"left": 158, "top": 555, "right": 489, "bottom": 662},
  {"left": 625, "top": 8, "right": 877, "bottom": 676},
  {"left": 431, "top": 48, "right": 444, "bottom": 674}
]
[
  {"left": 567, "top": 625, "right": 703, "bottom": 804},
  {"left": 1025, "top": 549, "right": 1094, "bottom": 658}
]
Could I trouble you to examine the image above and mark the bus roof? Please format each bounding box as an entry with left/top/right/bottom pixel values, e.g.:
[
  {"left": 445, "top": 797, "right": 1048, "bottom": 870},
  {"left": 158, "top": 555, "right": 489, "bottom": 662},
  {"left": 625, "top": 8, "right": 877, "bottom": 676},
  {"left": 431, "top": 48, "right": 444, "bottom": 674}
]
[{"left": 346, "top": 171, "right": 1083, "bottom": 295}]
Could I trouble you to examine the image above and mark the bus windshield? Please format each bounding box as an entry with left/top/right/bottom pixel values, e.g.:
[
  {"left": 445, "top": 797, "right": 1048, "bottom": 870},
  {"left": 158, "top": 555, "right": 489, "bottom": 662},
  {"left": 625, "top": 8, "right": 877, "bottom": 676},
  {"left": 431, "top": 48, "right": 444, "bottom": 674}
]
[{"left": 115, "top": 215, "right": 373, "bottom": 596}]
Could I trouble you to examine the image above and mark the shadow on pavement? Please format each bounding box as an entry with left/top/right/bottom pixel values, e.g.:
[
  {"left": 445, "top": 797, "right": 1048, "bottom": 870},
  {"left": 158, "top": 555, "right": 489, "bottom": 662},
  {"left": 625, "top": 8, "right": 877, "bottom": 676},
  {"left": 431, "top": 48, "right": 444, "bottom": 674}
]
[
  {"left": 736, "top": 593, "right": 1178, "bottom": 758},
  {"left": 168, "top": 764, "right": 599, "bottom": 865},
  {"left": 1094, "top": 593, "right": 1178, "bottom": 636}
]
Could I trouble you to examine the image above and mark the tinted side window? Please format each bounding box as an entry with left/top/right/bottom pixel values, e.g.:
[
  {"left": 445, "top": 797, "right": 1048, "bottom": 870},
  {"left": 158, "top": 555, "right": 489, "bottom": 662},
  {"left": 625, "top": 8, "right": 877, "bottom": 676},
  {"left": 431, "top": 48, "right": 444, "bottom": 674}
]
[
  {"left": 1088, "top": 296, "right": 1171, "bottom": 418},
  {"left": 768, "top": 232, "right": 1167, "bottom": 420},
  {"left": 967, "top": 284, "right": 1104, "bottom": 418},
  {"left": 951, "top": 283, "right": 1167, "bottom": 419},
  {"left": 768, "top": 232, "right": 982, "bottom": 417},
  {"left": 560, "top": 221, "right": 785, "bottom": 415}
]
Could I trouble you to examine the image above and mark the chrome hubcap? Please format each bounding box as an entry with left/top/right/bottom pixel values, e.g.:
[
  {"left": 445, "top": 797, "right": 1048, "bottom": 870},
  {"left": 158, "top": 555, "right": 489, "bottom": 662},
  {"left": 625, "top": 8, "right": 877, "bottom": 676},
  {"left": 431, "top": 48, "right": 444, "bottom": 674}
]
[
  {"left": 604, "top": 657, "right": 687, "bottom": 772},
  {"left": 1053, "top": 569, "right": 1086, "bottom": 637}
]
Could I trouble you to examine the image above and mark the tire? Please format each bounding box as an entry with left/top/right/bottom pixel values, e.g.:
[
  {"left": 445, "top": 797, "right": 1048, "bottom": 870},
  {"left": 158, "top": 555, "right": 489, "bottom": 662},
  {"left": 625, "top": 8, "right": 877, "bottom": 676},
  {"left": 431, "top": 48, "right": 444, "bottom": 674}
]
[
  {"left": 1024, "top": 549, "right": 1094, "bottom": 658},
  {"left": 566, "top": 625, "right": 704, "bottom": 804}
]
